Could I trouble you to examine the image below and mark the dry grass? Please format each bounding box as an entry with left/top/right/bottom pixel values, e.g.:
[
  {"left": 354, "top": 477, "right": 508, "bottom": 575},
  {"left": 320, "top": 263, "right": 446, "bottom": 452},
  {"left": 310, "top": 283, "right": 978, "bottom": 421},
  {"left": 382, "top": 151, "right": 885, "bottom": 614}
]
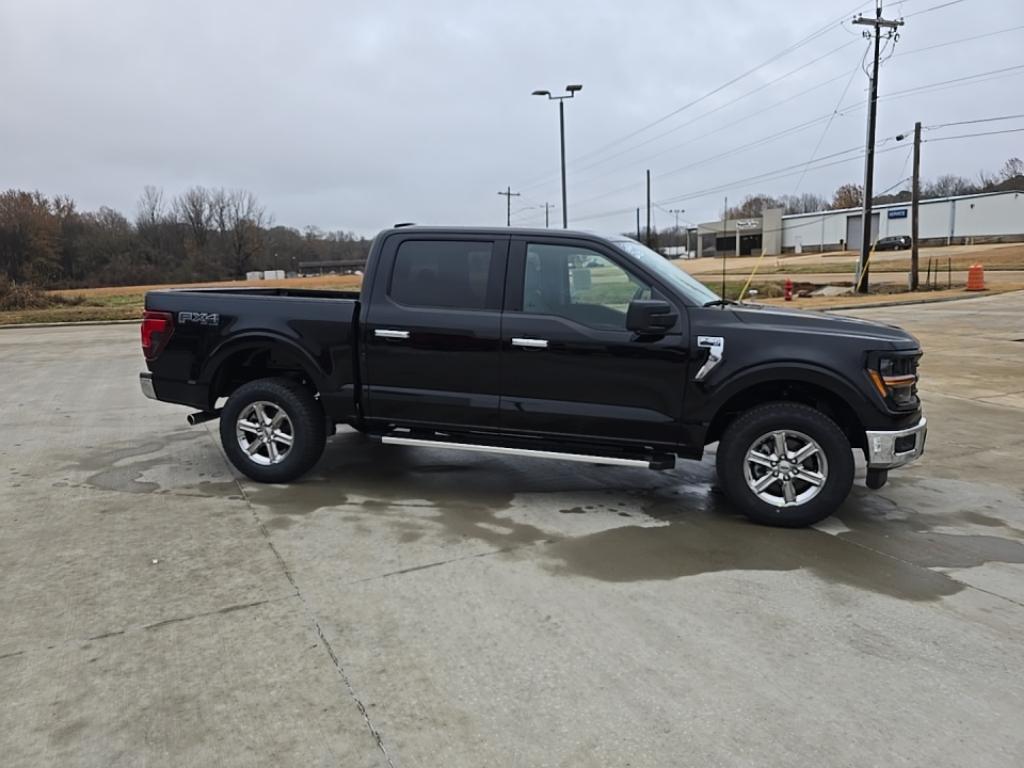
[
  {"left": 50, "top": 273, "right": 363, "bottom": 299},
  {"left": 0, "top": 275, "right": 363, "bottom": 325},
  {"left": 758, "top": 283, "right": 1024, "bottom": 310}
]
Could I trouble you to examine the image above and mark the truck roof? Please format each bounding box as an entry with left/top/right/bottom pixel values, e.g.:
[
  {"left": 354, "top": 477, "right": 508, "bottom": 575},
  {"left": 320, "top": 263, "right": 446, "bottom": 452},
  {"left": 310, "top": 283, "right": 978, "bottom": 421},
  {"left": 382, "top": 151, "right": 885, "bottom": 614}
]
[{"left": 379, "top": 225, "right": 632, "bottom": 242}]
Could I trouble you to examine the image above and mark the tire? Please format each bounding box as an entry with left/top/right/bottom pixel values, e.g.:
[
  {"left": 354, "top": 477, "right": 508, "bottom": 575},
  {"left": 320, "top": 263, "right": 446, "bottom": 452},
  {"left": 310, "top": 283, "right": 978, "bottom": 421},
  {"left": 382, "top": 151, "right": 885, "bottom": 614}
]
[
  {"left": 219, "top": 377, "right": 326, "bottom": 483},
  {"left": 716, "top": 402, "right": 854, "bottom": 527}
]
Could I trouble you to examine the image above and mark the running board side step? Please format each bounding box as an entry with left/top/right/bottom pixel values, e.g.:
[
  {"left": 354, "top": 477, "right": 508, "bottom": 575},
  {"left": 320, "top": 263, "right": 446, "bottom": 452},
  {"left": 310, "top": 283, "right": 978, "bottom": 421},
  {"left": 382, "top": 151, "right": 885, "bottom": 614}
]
[{"left": 380, "top": 435, "right": 674, "bottom": 470}]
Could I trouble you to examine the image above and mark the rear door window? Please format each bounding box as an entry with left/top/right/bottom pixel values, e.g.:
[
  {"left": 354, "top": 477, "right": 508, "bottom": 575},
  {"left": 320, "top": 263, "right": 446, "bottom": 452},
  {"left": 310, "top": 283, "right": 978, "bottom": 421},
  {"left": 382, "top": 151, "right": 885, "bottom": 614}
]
[{"left": 389, "top": 240, "right": 495, "bottom": 310}]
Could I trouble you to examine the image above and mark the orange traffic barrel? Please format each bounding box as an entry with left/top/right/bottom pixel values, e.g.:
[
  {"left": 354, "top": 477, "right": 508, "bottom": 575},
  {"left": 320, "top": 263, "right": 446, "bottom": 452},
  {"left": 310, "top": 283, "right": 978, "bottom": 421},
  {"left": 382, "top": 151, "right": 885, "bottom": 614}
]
[{"left": 966, "top": 263, "right": 986, "bottom": 291}]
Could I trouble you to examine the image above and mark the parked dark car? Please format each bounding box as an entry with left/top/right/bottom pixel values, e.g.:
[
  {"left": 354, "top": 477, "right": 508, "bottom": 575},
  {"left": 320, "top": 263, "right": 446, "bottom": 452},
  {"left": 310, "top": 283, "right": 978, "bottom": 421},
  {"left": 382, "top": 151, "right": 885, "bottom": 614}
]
[
  {"left": 139, "top": 227, "right": 925, "bottom": 527},
  {"left": 875, "top": 235, "right": 912, "bottom": 251}
]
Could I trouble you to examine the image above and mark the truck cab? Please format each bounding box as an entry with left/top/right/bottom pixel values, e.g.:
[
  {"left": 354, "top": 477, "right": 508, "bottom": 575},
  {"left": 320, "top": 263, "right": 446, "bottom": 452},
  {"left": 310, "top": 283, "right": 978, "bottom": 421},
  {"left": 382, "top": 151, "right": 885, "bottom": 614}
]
[{"left": 140, "top": 226, "right": 926, "bottom": 527}]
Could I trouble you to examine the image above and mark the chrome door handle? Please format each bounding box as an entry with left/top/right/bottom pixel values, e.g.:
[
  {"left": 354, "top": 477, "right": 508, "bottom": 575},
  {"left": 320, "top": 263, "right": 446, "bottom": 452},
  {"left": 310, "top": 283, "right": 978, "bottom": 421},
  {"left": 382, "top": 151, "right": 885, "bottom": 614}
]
[
  {"left": 512, "top": 337, "right": 548, "bottom": 349},
  {"left": 375, "top": 329, "right": 410, "bottom": 340}
]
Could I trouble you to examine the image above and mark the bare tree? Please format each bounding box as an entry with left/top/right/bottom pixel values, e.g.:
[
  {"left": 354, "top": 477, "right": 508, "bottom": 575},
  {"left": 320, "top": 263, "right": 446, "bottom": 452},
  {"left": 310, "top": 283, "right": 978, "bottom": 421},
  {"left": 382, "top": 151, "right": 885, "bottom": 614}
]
[
  {"left": 830, "top": 183, "right": 863, "bottom": 210},
  {"left": 136, "top": 185, "right": 165, "bottom": 229},
  {"left": 222, "top": 189, "right": 269, "bottom": 277},
  {"left": 1000, "top": 157, "right": 1024, "bottom": 181},
  {"left": 924, "top": 174, "right": 976, "bottom": 198},
  {"left": 173, "top": 186, "right": 213, "bottom": 248}
]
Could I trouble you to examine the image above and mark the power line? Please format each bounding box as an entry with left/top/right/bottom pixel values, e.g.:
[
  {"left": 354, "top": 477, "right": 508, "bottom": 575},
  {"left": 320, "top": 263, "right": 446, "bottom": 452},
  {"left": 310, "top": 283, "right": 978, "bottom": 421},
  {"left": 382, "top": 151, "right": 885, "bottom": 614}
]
[
  {"left": 553, "top": 68, "right": 859, "bottom": 195},
  {"left": 571, "top": 143, "right": 907, "bottom": 224},
  {"left": 540, "top": 40, "right": 860, "bottom": 186},
  {"left": 923, "top": 127, "right": 1024, "bottom": 142},
  {"left": 514, "top": 2, "right": 875, "bottom": 191},
  {"left": 925, "top": 114, "right": 1024, "bottom": 129},
  {"left": 523, "top": 26, "right": 1023, "bottom": 197},
  {"left": 881, "top": 63, "right": 1024, "bottom": 98},
  {"left": 903, "top": 0, "right": 969, "bottom": 18},
  {"left": 793, "top": 61, "right": 865, "bottom": 193},
  {"left": 894, "top": 23, "right": 1024, "bottom": 56},
  {"left": 567, "top": 63, "right": 1020, "bottom": 224},
  {"left": 569, "top": 110, "right": 850, "bottom": 210}
]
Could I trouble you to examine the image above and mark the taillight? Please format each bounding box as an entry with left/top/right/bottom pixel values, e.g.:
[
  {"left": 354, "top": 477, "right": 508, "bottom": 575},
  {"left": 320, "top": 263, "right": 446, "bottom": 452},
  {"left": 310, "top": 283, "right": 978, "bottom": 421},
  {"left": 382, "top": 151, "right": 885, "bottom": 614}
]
[{"left": 141, "top": 310, "right": 174, "bottom": 361}]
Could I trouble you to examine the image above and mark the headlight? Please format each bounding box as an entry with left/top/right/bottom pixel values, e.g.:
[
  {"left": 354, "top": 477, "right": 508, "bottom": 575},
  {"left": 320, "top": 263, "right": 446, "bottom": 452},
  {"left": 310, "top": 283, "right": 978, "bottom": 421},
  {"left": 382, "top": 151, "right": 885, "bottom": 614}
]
[{"left": 867, "top": 353, "right": 920, "bottom": 408}]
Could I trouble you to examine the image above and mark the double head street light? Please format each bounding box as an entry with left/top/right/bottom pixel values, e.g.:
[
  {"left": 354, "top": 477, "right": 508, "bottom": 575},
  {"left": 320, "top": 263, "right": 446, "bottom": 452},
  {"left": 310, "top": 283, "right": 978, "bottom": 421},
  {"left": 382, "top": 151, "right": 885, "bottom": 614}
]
[{"left": 532, "top": 84, "right": 582, "bottom": 229}]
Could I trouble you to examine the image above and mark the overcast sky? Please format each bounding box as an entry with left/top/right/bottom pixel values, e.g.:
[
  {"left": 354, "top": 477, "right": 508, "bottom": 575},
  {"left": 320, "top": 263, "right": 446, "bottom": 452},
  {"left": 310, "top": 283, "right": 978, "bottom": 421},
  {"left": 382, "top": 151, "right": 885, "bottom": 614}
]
[{"left": 1, "top": 0, "right": 1022, "bottom": 235}]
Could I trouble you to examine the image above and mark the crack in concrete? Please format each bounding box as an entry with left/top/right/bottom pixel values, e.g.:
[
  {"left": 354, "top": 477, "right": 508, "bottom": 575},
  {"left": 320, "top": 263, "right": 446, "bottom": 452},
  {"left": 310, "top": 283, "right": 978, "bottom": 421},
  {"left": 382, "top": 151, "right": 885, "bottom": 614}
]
[
  {"left": 345, "top": 540, "right": 557, "bottom": 586},
  {"left": 204, "top": 424, "right": 396, "bottom": 768},
  {"left": 0, "top": 595, "right": 291, "bottom": 661},
  {"left": 142, "top": 598, "right": 276, "bottom": 632}
]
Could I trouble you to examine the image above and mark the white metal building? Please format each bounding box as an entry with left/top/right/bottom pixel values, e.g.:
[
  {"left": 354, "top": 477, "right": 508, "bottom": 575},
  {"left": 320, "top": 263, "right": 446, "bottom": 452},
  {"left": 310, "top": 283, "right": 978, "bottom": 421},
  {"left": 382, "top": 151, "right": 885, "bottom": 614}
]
[
  {"left": 690, "top": 190, "right": 1023, "bottom": 256},
  {"left": 780, "top": 189, "right": 1024, "bottom": 253}
]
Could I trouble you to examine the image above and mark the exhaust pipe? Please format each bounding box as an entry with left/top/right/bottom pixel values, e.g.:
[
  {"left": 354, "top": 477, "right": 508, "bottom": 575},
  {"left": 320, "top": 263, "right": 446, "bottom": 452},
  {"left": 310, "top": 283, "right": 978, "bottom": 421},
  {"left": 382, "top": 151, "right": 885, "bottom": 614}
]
[{"left": 186, "top": 409, "right": 222, "bottom": 426}]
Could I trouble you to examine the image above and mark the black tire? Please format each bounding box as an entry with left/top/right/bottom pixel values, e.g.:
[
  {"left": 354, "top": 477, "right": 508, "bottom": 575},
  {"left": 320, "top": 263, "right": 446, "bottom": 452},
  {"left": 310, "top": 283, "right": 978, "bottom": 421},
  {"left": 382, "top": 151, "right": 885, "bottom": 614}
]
[
  {"left": 716, "top": 402, "right": 854, "bottom": 527},
  {"left": 219, "top": 377, "right": 326, "bottom": 483}
]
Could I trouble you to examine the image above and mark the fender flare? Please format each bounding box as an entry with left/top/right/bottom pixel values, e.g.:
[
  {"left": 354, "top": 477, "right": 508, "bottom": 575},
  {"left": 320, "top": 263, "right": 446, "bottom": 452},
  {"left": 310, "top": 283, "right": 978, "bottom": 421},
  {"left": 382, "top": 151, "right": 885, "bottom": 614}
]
[
  {"left": 200, "top": 332, "right": 327, "bottom": 395},
  {"left": 703, "top": 361, "right": 877, "bottom": 427}
]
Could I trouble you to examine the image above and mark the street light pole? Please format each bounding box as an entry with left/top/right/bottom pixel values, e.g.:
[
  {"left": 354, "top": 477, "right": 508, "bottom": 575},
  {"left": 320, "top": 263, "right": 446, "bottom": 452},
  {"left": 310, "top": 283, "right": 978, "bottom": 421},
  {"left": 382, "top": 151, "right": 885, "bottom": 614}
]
[
  {"left": 533, "top": 84, "right": 582, "bottom": 229},
  {"left": 559, "top": 99, "right": 567, "bottom": 229}
]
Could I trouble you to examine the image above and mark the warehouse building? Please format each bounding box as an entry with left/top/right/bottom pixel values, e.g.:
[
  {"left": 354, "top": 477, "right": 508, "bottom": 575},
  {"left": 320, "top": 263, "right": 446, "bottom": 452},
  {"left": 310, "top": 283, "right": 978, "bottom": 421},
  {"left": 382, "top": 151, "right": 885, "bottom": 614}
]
[{"left": 691, "top": 189, "right": 1023, "bottom": 256}]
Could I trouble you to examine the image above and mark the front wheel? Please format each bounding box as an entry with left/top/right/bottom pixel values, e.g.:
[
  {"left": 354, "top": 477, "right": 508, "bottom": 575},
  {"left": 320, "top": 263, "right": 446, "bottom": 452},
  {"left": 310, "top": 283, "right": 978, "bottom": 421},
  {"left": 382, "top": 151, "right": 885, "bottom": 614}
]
[
  {"left": 716, "top": 402, "right": 854, "bottom": 527},
  {"left": 219, "top": 377, "right": 326, "bottom": 483}
]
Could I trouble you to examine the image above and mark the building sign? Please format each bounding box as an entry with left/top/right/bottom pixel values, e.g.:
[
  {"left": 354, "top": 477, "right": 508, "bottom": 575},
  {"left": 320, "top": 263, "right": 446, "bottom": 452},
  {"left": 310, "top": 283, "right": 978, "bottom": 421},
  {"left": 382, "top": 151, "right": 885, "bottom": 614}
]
[
  {"left": 735, "top": 219, "right": 760, "bottom": 229},
  {"left": 888, "top": 208, "right": 908, "bottom": 219}
]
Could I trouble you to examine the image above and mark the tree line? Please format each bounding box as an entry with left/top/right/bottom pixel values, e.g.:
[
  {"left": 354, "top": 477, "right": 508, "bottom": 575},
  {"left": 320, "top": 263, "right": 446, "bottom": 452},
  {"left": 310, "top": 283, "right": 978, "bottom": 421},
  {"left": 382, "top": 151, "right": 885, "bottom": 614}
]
[{"left": 0, "top": 185, "right": 372, "bottom": 289}]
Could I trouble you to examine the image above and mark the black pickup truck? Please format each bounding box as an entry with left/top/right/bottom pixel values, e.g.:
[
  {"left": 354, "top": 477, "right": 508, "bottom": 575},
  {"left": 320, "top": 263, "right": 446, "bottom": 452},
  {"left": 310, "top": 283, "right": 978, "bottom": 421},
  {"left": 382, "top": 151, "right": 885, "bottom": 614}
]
[{"left": 140, "top": 226, "right": 925, "bottom": 527}]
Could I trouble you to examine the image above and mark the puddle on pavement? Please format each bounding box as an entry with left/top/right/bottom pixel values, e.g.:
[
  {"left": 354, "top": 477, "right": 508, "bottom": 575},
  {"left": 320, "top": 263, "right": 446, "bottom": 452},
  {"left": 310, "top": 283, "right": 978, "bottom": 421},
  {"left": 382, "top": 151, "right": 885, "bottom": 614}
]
[
  {"left": 58, "top": 429, "right": 240, "bottom": 498},
  {"left": 53, "top": 426, "right": 1024, "bottom": 602},
  {"left": 238, "top": 433, "right": 1024, "bottom": 602}
]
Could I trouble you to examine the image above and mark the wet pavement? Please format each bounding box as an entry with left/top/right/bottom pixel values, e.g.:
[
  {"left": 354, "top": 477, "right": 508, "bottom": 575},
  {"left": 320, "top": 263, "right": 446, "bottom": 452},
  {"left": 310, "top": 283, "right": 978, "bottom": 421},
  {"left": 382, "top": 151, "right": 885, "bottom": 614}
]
[{"left": 2, "top": 291, "right": 1023, "bottom": 767}]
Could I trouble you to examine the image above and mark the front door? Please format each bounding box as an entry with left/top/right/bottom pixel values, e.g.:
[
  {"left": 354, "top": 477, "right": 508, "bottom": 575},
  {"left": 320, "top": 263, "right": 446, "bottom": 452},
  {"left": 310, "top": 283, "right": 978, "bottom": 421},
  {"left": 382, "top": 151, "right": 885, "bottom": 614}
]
[
  {"left": 362, "top": 234, "right": 508, "bottom": 431},
  {"left": 499, "top": 237, "right": 689, "bottom": 448}
]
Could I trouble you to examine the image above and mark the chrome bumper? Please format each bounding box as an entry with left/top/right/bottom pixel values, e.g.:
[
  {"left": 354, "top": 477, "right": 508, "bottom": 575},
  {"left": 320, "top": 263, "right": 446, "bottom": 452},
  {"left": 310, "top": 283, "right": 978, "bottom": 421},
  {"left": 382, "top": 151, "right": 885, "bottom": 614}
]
[
  {"left": 865, "top": 417, "right": 926, "bottom": 469},
  {"left": 140, "top": 372, "right": 157, "bottom": 400}
]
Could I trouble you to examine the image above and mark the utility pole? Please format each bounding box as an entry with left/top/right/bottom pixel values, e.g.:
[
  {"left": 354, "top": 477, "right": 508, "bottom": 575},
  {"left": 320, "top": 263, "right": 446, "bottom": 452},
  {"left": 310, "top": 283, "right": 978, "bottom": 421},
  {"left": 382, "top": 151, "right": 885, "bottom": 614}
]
[
  {"left": 645, "top": 170, "right": 652, "bottom": 247},
  {"left": 853, "top": 2, "right": 904, "bottom": 293},
  {"left": 636, "top": 208, "right": 641, "bottom": 240},
  {"left": 721, "top": 196, "right": 728, "bottom": 299},
  {"left": 910, "top": 120, "right": 921, "bottom": 290},
  {"left": 497, "top": 186, "right": 520, "bottom": 227},
  {"left": 542, "top": 202, "right": 553, "bottom": 228}
]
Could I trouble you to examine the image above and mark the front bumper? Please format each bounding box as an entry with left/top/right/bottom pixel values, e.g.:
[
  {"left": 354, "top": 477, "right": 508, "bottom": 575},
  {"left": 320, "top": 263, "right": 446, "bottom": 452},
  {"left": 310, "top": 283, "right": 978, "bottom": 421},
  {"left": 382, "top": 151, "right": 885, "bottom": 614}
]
[
  {"left": 865, "top": 417, "right": 927, "bottom": 469},
  {"left": 140, "top": 372, "right": 157, "bottom": 400}
]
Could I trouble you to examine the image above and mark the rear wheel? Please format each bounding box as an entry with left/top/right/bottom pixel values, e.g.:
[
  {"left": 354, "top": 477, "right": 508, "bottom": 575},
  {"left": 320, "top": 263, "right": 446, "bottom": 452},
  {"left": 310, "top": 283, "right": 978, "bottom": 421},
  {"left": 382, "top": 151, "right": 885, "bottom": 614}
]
[
  {"left": 219, "top": 377, "right": 325, "bottom": 483},
  {"left": 716, "top": 402, "right": 854, "bottom": 527}
]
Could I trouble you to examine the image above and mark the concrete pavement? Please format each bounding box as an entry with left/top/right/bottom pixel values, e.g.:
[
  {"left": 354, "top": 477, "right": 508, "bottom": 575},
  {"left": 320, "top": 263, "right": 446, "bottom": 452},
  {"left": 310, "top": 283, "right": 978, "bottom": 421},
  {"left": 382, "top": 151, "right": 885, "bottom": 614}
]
[{"left": 2, "top": 292, "right": 1024, "bottom": 766}]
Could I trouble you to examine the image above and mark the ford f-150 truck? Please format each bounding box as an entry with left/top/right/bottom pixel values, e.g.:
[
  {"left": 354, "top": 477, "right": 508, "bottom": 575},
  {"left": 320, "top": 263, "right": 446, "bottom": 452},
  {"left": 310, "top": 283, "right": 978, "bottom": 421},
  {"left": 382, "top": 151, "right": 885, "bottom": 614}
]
[{"left": 139, "top": 226, "right": 926, "bottom": 527}]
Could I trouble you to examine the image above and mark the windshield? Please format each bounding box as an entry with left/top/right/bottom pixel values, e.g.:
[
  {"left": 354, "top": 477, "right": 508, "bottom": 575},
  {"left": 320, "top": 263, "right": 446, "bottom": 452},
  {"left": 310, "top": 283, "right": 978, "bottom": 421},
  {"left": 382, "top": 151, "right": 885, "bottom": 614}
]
[{"left": 611, "top": 239, "right": 720, "bottom": 306}]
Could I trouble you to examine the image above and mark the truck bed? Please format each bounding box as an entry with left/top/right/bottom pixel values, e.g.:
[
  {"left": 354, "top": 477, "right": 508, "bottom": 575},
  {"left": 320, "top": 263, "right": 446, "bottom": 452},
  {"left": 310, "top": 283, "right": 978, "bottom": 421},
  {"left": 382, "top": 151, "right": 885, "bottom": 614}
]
[{"left": 143, "top": 287, "right": 361, "bottom": 418}]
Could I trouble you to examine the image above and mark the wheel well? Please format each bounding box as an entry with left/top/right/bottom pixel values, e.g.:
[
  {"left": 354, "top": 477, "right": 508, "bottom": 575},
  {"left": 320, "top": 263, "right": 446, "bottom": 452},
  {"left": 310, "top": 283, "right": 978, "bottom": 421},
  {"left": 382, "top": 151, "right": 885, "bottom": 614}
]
[
  {"left": 210, "top": 345, "right": 319, "bottom": 404},
  {"left": 705, "top": 380, "right": 866, "bottom": 449}
]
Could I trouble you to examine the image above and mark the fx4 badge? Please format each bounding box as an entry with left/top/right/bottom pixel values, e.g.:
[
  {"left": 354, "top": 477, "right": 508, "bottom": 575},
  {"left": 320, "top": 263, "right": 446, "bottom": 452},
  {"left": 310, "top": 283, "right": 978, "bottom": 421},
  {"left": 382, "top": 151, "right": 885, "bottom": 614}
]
[{"left": 178, "top": 311, "right": 220, "bottom": 326}]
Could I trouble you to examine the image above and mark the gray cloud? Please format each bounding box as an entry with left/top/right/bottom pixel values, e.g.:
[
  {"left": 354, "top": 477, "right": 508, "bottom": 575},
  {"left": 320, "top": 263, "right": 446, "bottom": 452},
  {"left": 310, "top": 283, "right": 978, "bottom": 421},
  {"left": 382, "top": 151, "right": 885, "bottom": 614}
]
[{"left": 1, "top": 0, "right": 1021, "bottom": 235}]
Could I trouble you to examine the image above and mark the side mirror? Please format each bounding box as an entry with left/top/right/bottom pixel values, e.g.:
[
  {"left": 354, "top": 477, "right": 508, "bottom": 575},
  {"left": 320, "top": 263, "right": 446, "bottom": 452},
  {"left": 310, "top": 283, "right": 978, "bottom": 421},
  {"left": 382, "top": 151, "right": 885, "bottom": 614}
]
[{"left": 626, "top": 299, "right": 677, "bottom": 334}]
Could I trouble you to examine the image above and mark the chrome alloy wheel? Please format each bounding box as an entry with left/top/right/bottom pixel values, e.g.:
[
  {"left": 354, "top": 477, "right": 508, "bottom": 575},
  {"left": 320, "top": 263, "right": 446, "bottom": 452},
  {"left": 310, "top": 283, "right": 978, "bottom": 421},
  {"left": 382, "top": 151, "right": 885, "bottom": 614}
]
[
  {"left": 742, "top": 429, "right": 829, "bottom": 508},
  {"left": 235, "top": 401, "right": 294, "bottom": 466}
]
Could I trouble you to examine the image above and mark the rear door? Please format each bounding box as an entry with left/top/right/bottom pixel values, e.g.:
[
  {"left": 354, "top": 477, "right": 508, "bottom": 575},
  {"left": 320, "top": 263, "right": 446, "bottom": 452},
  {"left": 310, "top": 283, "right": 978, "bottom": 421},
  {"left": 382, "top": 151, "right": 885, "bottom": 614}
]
[
  {"left": 499, "top": 236, "right": 689, "bottom": 448},
  {"left": 362, "top": 233, "right": 508, "bottom": 431}
]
